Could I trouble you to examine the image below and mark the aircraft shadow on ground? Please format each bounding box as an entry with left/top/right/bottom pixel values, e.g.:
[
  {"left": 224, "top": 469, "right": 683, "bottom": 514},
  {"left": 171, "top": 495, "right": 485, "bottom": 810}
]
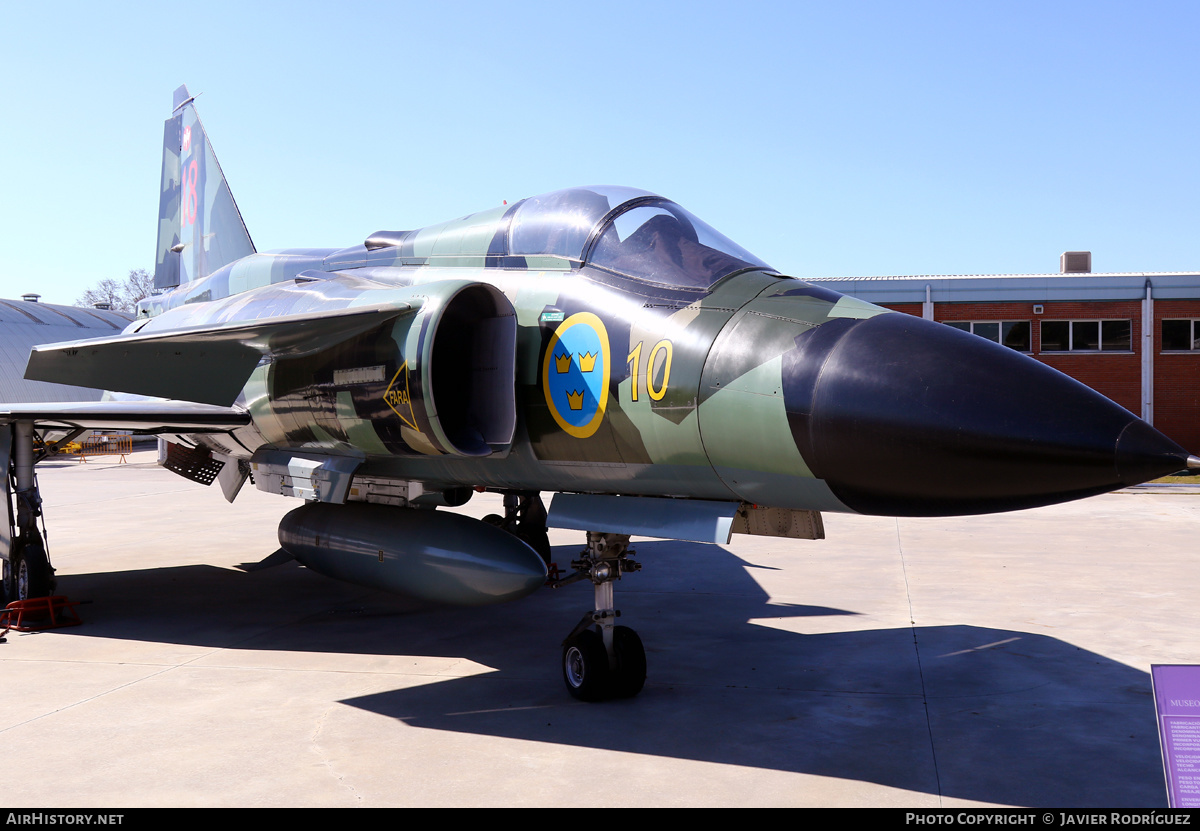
[{"left": 51, "top": 540, "right": 1162, "bottom": 807}]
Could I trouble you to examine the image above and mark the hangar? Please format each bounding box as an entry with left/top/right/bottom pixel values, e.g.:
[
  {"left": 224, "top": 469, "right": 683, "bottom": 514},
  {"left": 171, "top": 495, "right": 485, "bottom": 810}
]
[
  {"left": 0, "top": 294, "right": 131, "bottom": 402},
  {"left": 810, "top": 254, "right": 1200, "bottom": 453}
]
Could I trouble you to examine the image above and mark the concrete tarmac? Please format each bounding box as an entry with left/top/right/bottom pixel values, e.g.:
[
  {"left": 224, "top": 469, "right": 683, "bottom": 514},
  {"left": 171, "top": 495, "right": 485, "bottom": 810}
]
[{"left": 1, "top": 451, "right": 1197, "bottom": 807}]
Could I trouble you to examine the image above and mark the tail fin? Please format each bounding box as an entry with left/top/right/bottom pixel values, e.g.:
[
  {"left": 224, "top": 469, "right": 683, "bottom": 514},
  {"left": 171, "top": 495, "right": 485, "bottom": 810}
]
[{"left": 153, "top": 85, "right": 255, "bottom": 291}]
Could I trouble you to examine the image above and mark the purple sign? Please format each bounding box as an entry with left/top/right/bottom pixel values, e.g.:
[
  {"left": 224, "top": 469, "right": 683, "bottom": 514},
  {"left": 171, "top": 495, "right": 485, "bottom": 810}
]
[{"left": 1151, "top": 665, "right": 1200, "bottom": 807}]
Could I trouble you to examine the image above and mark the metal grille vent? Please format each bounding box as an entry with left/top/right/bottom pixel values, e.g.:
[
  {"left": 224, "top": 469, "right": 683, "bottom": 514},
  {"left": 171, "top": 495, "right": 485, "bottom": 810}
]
[
  {"left": 1060, "top": 251, "right": 1092, "bottom": 274},
  {"left": 163, "top": 441, "right": 224, "bottom": 486}
]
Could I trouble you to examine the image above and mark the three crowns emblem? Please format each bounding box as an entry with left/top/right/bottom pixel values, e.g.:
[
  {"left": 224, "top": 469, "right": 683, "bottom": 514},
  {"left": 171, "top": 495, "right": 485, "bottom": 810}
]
[{"left": 541, "top": 312, "right": 609, "bottom": 440}]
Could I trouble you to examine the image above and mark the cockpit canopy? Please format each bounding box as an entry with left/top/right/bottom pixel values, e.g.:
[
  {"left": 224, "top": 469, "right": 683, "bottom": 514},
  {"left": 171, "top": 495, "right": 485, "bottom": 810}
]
[{"left": 366, "top": 186, "right": 774, "bottom": 290}]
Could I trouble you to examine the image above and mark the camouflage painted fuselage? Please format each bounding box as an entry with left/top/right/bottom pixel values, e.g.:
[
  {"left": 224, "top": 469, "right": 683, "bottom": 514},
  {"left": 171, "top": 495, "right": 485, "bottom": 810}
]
[{"left": 127, "top": 181, "right": 1188, "bottom": 520}]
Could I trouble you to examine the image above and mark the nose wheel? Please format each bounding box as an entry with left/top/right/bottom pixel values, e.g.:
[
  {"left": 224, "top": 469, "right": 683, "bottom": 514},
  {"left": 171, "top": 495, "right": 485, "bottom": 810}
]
[{"left": 557, "top": 532, "right": 646, "bottom": 701}]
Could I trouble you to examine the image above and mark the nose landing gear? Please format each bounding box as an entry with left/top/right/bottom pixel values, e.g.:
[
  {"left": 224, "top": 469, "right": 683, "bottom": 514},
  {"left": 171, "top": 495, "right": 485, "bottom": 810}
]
[{"left": 557, "top": 532, "right": 646, "bottom": 701}]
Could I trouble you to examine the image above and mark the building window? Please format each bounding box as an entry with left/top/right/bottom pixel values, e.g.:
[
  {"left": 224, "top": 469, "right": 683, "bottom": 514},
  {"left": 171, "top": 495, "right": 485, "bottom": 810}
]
[
  {"left": 944, "top": 320, "right": 1031, "bottom": 351},
  {"left": 1162, "top": 319, "right": 1200, "bottom": 351},
  {"left": 1040, "top": 319, "right": 1131, "bottom": 352}
]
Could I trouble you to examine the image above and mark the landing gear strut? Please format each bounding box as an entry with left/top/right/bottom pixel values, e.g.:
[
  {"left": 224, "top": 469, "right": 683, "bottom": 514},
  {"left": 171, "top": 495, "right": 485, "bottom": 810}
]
[
  {"left": 483, "top": 492, "right": 551, "bottom": 564},
  {"left": 2, "top": 421, "right": 54, "bottom": 604},
  {"left": 557, "top": 532, "right": 645, "bottom": 701}
]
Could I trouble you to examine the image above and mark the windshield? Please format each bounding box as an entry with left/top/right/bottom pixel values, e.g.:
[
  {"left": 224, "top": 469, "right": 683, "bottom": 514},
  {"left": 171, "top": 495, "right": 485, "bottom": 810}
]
[{"left": 586, "top": 200, "right": 771, "bottom": 289}]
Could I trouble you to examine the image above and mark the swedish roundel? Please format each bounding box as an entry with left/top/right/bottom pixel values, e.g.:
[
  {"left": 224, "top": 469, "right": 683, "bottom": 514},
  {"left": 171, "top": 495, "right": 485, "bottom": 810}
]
[{"left": 542, "top": 312, "right": 611, "bottom": 439}]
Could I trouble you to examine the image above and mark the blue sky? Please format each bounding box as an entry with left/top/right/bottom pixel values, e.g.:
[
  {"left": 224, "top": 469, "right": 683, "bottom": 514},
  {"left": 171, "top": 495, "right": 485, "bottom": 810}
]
[{"left": 2, "top": 1, "right": 1198, "bottom": 305}]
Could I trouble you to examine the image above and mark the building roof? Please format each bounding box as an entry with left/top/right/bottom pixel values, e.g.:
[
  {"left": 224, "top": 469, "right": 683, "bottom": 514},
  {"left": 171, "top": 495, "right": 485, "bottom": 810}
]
[
  {"left": 0, "top": 299, "right": 131, "bottom": 403},
  {"left": 806, "top": 271, "right": 1200, "bottom": 304}
]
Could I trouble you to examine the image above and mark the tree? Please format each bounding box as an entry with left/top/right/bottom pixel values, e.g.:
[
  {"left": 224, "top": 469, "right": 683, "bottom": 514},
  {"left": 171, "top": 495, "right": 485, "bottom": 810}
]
[{"left": 76, "top": 268, "right": 155, "bottom": 313}]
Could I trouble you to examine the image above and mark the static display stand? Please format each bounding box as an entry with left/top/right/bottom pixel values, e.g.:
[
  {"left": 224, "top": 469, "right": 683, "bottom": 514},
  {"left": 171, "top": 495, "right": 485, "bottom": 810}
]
[{"left": 1152, "top": 665, "right": 1200, "bottom": 807}]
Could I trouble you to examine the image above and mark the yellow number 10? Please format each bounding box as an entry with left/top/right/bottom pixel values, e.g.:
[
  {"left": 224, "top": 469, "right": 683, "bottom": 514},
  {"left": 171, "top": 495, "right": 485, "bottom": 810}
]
[{"left": 626, "top": 339, "right": 673, "bottom": 402}]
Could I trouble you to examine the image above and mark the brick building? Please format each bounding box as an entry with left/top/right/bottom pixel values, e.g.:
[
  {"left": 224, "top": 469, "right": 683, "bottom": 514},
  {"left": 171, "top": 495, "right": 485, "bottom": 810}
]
[{"left": 809, "top": 258, "right": 1200, "bottom": 452}]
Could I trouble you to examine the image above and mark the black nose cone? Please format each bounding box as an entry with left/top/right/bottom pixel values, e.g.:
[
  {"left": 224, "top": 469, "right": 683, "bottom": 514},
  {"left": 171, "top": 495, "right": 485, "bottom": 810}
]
[{"left": 783, "top": 313, "right": 1191, "bottom": 516}]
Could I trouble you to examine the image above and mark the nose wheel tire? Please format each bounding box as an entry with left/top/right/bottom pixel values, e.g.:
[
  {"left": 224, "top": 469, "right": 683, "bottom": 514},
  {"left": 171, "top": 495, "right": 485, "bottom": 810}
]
[
  {"left": 563, "top": 629, "right": 610, "bottom": 701},
  {"left": 562, "top": 626, "right": 647, "bottom": 701}
]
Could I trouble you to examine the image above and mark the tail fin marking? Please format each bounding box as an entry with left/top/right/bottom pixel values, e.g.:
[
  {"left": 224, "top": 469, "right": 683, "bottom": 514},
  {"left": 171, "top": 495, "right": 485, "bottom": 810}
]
[{"left": 154, "top": 85, "right": 255, "bottom": 292}]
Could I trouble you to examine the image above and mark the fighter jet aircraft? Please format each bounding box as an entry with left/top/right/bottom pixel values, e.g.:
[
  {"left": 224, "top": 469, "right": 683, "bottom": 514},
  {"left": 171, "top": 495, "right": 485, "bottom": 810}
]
[{"left": 1, "top": 86, "right": 1195, "bottom": 700}]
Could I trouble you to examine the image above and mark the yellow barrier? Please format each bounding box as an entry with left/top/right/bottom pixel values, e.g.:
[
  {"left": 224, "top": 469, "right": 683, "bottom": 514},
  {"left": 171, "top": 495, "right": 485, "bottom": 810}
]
[{"left": 79, "top": 433, "right": 132, "bottom": 463}]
